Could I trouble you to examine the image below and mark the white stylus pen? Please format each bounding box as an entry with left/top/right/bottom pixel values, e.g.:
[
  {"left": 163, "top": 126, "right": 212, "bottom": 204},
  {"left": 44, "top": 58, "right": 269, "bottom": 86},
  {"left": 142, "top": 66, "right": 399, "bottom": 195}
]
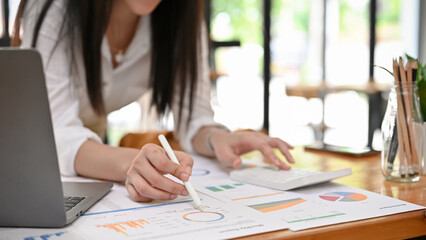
[{"left": 158, "top": 134, "right": 204, "bottom": 211}]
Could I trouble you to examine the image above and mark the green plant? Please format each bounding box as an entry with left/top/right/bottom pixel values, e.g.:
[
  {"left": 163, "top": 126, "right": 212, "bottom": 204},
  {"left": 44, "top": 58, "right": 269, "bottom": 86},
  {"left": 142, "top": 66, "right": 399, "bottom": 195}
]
[{"left": 416, "top": 61, "right": 426, "bottom": 121}]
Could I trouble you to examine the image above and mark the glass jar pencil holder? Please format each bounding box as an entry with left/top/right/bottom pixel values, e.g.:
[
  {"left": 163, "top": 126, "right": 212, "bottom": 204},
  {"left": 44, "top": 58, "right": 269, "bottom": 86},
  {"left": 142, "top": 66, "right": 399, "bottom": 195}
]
[{"left": 381, "top": 82, "right": 423, "bottom": 182}]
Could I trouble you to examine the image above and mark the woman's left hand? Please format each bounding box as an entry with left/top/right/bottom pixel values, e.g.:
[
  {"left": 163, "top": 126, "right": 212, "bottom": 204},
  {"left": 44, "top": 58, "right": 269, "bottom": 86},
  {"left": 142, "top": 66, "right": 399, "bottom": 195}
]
[{"left": 209, "top": 130, "right": 295, "bottom": 170}]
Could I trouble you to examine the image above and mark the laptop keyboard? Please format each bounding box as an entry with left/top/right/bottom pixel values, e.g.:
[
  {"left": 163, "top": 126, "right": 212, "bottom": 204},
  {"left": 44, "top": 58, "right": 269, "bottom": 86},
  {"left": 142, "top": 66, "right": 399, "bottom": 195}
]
[{"left": 64, "top": 196, "right": 86, "bottom": 212}]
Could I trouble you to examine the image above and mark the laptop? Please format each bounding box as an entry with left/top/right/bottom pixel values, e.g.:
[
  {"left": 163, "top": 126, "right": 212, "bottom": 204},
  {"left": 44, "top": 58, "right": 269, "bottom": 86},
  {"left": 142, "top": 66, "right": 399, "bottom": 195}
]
[{"left": 0, "top": 48, "right": 113, "bottom": 227}]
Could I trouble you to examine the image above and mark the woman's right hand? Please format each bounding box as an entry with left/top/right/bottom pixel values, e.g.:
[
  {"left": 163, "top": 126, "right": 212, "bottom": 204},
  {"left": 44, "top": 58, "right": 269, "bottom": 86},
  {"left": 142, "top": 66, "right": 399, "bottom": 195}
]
[{"left": 125, "top": 143, "right": 193, "bottom": 202}]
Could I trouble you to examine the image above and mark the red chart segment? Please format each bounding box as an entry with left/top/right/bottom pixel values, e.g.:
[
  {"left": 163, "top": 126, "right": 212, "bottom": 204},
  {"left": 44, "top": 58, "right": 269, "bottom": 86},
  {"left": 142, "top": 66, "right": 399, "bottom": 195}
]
[
  {"left": 319, "top": 192, "right": 367, "bottom": 202},
  {"left": 319, "top": 195, "right": 341, "bottom": 201}
]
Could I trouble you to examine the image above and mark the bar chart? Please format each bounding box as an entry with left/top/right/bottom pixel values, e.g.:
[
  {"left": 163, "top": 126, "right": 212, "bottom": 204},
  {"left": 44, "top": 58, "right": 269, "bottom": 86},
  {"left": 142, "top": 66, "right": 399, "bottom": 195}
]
[
  {"left": 248, "top": 198, "right": 306, "bottom": 213},
  {"left": 97, "top": 220, "right": 150, "bottom": 236}
]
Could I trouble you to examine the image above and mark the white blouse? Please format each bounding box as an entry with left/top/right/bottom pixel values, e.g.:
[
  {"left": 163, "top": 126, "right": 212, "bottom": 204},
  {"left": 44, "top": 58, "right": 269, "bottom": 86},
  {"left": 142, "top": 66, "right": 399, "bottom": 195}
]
[{"left": 21, "top": 0, "right": 218, "bottom": 176}]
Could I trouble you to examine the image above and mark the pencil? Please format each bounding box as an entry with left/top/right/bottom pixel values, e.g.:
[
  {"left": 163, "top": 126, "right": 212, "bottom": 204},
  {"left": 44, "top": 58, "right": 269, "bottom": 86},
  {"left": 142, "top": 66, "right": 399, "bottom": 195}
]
[
  {"left": 405, "top": 60, "right": 419, "bottom": 176},
  {"left": 158, "top": 134, "right": 204, "bottom": 211},
  {"left": 399, "top": 59, "right": 417, "bottom": 176},
  {"left": 410, "top": 60, "right": 420, "bottom": 175},
  {"left": 393, "top": 59, "right": 410, "bottom": 177}
]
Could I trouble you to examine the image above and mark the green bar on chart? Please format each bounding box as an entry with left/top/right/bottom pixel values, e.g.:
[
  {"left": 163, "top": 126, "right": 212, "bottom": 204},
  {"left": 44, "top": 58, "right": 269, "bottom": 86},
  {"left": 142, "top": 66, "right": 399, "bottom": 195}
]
[{"left": 206, "top": 186, "right": 223, "bottom": 192}]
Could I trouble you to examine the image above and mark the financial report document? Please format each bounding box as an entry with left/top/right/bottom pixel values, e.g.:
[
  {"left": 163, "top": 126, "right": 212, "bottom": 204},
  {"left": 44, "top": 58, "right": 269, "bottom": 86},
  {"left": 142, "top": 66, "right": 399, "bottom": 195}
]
[{"left": 0, "top": 155, "right": 424, "bottom": 239}]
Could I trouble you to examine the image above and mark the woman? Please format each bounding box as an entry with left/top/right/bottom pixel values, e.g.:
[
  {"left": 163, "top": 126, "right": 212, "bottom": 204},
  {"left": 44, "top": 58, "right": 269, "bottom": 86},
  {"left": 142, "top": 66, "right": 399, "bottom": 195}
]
[{"left": 16, "top": 0, "right": 295, "bottom": 202}]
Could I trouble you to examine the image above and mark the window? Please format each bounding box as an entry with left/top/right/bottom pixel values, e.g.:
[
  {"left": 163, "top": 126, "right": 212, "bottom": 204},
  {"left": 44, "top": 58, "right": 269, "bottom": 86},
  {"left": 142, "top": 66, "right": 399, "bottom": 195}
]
[
  {"left": 0, "top": 0, "right": 4, "bottom": 38},
  {"left": 269, "top": 0, "right": 324, "bottom": 145},
  {"left": 325, "top": 0, "right": 370, "bottom": 86},
  {"left": 374, "top": 0, "right": 420, "bottom": 84},
  {"left": 211, "top": 0, "right": 422, "bottom": 150},
  {"left": 210, "top": 0, "right": 264, "bottom": 131},
  {"left": 271, "top": 0, "right": 323, "bottom": 86}
]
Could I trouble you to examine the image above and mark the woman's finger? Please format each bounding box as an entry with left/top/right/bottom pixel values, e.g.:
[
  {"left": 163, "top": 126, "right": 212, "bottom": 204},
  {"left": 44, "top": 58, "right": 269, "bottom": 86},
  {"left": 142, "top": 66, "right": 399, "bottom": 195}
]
[
  {"left": 174, "top": 151, "right": 194, "bottom": 173},
  {"left": 238, "top": 135, "right": 291, "bottom": 170},
  {"left": 232, "top": 157, "right": 242, "bottom": 168},
  {"left": 283, "top": 141, "right": 294, "bottom": 150},
  {"left": 127, "top": 169, "right": 179, "bottom": 200},
  {"left": 268, "top": 138, "right": 295, "bottom": 164},
  {"left": 215, "top": 144, "right": 240, "bottom": 167},
  {"left": 257, "top": 142, "right": 291, "bottom": 170},
  {"left": 136, "top": 161, "right": 189, "bottom": 197},
  {"left": 143, "top": 144, "right": 191, "bottom": 182},
  {"left": 125, "top": 181, "right": 153, "bottom": 202}
]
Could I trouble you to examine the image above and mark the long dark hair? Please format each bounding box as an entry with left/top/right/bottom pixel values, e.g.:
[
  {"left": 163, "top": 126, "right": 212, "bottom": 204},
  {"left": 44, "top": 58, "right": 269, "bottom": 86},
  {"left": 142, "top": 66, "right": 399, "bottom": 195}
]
[{"left": 13, "top": 0, "right": 203, "bottom": 129}]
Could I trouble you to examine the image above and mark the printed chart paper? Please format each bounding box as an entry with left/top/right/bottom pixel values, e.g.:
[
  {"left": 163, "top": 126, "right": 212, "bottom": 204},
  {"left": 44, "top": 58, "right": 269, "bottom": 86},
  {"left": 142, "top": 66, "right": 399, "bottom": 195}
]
[
  {"left": 0, "top": 186, "right": 286, "bottom": 240},
  {"left": 74, "top": 191, "right": 285, "bottom": 239},
  {"left": 195, "top": 178, "right": 425, "bottom": 231}
]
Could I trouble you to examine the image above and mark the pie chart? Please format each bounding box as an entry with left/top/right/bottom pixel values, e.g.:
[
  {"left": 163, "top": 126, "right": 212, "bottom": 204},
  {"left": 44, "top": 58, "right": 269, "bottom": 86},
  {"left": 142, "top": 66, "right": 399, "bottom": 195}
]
[
  {"left": 182, "top": 211, "right": 225, "bottom": 222},
  {"left": 319, "top": 192, "right": 367, "bottom": 202}
]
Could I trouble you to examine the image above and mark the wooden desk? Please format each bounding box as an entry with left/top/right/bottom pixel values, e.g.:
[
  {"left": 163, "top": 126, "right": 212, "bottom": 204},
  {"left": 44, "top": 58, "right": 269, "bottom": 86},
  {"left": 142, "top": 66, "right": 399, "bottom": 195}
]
[
  {"left": 239, "top": 147, "right": 426, "bottom": 240},
  {"left": 285, "top": 82, "right": 391, "bottom": 98}
]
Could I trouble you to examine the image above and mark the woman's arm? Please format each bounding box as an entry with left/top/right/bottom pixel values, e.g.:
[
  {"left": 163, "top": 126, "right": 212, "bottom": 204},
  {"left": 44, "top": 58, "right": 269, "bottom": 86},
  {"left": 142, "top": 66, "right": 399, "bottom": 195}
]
[
  {"left": 75, "top": 140, "right": 194, "bottom": 202},
  {"left": 191, "top": 126, "right": 217, "bottom": 157},
  {"left": 74, "top": 140, "right": 137, "bottom": 182}
]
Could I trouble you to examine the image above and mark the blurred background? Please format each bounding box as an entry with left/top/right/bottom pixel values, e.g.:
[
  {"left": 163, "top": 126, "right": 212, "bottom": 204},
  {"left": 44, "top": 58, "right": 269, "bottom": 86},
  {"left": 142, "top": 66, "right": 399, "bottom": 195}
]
[
  {"left": 2, "top": 0, "right": 425, "bottom": 152},
  {"left": 205, "top": 0, "right": 423, "bottom": 153}
]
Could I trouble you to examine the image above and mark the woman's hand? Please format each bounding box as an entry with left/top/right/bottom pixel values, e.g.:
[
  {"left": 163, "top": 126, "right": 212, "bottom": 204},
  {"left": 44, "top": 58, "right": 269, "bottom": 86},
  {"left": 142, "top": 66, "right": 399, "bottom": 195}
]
[
  {"left": 125, "top": 143, "right": 193, "bottom": 202},
  {"left": 210, "top": 130, "right": 295, "bottom": 170}
]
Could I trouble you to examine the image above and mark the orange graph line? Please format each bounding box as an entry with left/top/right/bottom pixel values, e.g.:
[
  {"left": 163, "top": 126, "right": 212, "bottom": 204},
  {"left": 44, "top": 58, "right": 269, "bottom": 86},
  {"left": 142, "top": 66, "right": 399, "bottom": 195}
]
[
  {"left": 232, "top": 192, "right": 285, "bottom": 201},
  {"left": 97, "top": 219, "right": 150, "bottom": 236},
  {"left": 256, "top": 199, "right": 306, "bottom": 213}
]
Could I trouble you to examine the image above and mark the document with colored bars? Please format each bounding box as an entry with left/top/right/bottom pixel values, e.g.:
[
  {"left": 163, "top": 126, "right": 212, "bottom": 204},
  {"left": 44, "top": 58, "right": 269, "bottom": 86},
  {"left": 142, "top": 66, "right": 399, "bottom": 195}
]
[
  {"left": 0, "top": 185, "right": 285, "bottom": 240},
  {"left": 0, "top": 155, "right": 424, "bottom": 239}
]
